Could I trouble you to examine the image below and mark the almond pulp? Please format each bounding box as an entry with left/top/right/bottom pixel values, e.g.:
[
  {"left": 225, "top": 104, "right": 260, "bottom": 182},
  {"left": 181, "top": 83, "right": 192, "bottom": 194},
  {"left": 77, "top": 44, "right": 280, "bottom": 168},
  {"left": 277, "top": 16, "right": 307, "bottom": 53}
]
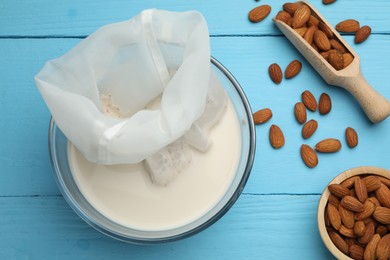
[
  {"left": 248, "top": 5, "right": 272, "bottom": 23},
  {"left": 319, "top": 93, "right": 332, "bottom": 115},
  {"left": 291, "top": 5, "right": 311, "bottom": 28},
  {"left": 294, "top": 102, "right": 307, "bottom": 124},
  {"left": 314, "top": 30, "right": 331, "bottom": 51},
  {"left": 355, "top": 25, "right": 371, "bottom": 44},
  {"left": 301, "top": 90, "right": 318, "bottom": 112},
  {"left": 302, "top": 119, "right": 318, "bottom": 139},
  {"left": 269, "top": 124, "right": 285, "bottom": 149},
  {"left": 346, "top": 127, "right": 358, "bottom": 148},
  {"left": 373, "top": 207, "right": 390, "bottom": 225},
  {"left": 375, "top": 184, "right": 390, "bottom": 208},
  {"left": 285, "top": 60, "right": 302, "bottom": 79},
  {"left": 336, "top": 19, "right": 360, "bottom": 33},
  {"left": 315, "top": 138, "right": 342, "bottom": 153},
  {"left": 376, "top": 234, "right": 390, "bottom": 260},
  {"left": 341, "top": 195, "right": 364, "bottom": 212},
  {"left": 269, "top": 63, "right": 283, "bottom": 84},
  {"left": 253, "top": 108, "right": 273, "bottom": 124},
  {"left": 300, "top": 144, "right": 318, "bottom": 168}
]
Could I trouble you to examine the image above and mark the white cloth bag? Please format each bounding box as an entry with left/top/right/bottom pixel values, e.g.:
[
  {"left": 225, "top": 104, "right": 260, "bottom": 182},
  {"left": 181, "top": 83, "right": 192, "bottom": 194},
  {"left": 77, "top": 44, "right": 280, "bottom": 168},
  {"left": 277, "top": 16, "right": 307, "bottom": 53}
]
[{"left": 35, "top": 10, "right": 226, "bottom": 166}]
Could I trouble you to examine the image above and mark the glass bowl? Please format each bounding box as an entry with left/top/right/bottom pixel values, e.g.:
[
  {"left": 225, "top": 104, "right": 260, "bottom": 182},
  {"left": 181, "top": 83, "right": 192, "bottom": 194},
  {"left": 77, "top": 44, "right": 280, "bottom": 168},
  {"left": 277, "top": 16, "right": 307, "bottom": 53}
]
[{"left": 48, "top": 57, "right": 256, "bottom": 244}]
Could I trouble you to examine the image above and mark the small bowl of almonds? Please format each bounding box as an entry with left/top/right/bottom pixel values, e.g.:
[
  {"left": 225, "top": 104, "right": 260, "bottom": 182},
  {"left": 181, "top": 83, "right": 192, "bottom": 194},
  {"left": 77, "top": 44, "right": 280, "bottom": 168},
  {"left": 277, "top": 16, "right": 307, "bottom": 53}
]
[{"left": 318, "top": 166, "right": 390, "bottom": 260}]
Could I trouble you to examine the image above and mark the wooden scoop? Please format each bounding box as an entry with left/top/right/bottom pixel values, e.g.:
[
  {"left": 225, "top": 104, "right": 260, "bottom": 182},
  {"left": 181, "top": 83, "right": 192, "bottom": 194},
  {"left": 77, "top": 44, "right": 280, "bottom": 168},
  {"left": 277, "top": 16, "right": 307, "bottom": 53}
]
[{"left": 273, "top": 0, "right": 390, "bottom": 123}]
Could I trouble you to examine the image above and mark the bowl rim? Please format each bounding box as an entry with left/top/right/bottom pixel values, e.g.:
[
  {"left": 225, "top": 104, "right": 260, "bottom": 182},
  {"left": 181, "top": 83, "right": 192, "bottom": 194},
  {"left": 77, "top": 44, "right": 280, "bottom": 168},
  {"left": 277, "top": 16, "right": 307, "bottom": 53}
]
[
  {"left": 317, "top": 166, "right": 390, "bottom": 260},
  {"left": 48, "top": 56, "right": 256, "bottom": 244}
]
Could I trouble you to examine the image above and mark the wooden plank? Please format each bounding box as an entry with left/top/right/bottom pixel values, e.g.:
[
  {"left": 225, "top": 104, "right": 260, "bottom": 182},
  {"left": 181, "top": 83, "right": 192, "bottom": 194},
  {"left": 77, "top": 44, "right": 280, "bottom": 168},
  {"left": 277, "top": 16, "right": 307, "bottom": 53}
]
[
  {"left": 0, "top": 0, "right": 389, "bottom": 36},
  {"left": 0, "top": 195, "right": 334, "bottom": 259},
  {"left": 0, "top": 36, "right": 389, "bottom": 196}
]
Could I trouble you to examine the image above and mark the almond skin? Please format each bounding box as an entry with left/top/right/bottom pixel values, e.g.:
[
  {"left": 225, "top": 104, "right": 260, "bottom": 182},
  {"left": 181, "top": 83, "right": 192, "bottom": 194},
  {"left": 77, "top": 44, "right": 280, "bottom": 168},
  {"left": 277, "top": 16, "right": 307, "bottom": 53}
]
[
  {"left": 315, "top": 138, "right": 342, "bottom": 153},
  {"left": 349, "top": 244, "right": 364, "bottom": 260},
  {"left": 341, "top": 195, "right": 364, "bottom": 212},
  {"left": 328, "top": 49, "right": 344, "bottom": 70},
  {"left": 300, "top": 144, "right": 318, "bottom": 168},
  {"left": 314, "top": 30, "right": 331, "bottom": 51},
  {"left": 285, "top": 59, "right": 302, "bottom": 79},
  {"left": 319, "top": 93, "right": 332, "bottom": 115},
  {"left": 376, "top": 234, "right": 390, "bottom": 260},
  {"left": 355, "top": 25, "right": 371, "bottom": 44},
  {"left": 329, "top": 38, "right": 347, "bottom": 53},
  {"left": 269, "top": 124, "right": 285, "bottom": 149},
  {"left": 373, "top": 207, "right": 390, "bottom": 225},
  {"left": 328, "top": 184, "right": 350, "bottom": 198},
  {"left": 248, "top": 5, "right": 272, "bottom": 23},
  {"left": 378, "top": 177, "right": 390, "bottom": 189},
  {"left": 355, "top": 200, "right": 376, "bottom": 220},
  {"left": 375, "top": 184, "right": 390, "bottom": 208},
  {"left": 354, "top": 220, "right": 366, "bottom": 237},
  {"left": 304, "top": 25, "right": 317, "bottom": 45},
  {"left": 307, "top": 15, "right": 319, "bottom": 27},
  {"left": 329, "top": 231, "right": 349, "bottom": 255},
  {"left": 364, "top": 234, "right": 381, "bottom": 260},
  {"left": 355, "top": 177, "right": 368, "bottom": 203},
  {"left": 323, "top": 0, "right": 337, "bottom": 5},
  {"left": 301, "top": 90, "right": 318, "bottom": 112},
  {"left": 302, "top": 119, "right": 318, "bottom": 139},
  {"left": 294, "top": 102, "right": 307, "bottom": 124},
  {"left": 292, "top": 4, "right": 311, "bottom": 29},
  {"left": 295, "top": 27, "right": 308, "bottom": 37},
  {"left": 327, "top": 204, "right": 342, "bottom": 230},
  {"left": 339, "top": 225, "right": 356, "bottom": 238},
  {"left": 338, "top": 204, "right": 355, "bottom": 229},
  {"left": 283, "top": 2, "right": 302, "bottom": 16},
  {"left": 359, "top": 221, "right": 375, "bottom": 245},
  {"left": 345, "top": 127, "right": 358, "bottom": 148},
  {"left": 343, "top": 53, "right": 354, "bottom": 68},
  {"left": 341, "top": 176, "right": 359, "bottom": 189},
  {"left": 363, "top": 176, "right": 382, "bottom": 192},
  {"left": 336, "top": 19, "right": 360, "bottom": 33},
  {"left": 269, "top": 63, "right": 283, "bottom": 84},
  {"left": 275, "top": 11, "right": 292, "bottom": 24},
  {"left": 318, "top": 22, "right": 334, "bottom": 38},
  {"left": 253, "top": 108, "right": 273, "bottom": 125}
]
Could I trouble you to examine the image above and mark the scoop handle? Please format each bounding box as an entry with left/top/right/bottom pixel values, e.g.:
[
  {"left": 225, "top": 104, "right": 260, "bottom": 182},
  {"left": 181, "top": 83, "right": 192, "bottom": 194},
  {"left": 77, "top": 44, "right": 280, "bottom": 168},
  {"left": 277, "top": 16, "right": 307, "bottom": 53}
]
[{"left": 340, "top": 72, "right": 390, "bottom": 123}]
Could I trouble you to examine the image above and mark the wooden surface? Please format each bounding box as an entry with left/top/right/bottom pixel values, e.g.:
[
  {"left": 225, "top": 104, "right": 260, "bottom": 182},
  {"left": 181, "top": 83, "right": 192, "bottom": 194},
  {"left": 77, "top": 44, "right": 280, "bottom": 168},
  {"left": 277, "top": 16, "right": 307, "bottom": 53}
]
[{"left": 1, "top": 0, "right": 389, "bottom": 259}]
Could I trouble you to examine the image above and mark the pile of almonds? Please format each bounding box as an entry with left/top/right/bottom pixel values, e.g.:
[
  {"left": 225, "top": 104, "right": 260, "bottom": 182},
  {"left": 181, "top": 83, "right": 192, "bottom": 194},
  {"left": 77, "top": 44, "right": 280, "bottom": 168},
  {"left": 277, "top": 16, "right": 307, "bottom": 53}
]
[
  {"left": 275, "top": 2, "right": 359, "bottom": 71},
  {"left": 325, "top": 174, "right": 390, "bottom": 259}
]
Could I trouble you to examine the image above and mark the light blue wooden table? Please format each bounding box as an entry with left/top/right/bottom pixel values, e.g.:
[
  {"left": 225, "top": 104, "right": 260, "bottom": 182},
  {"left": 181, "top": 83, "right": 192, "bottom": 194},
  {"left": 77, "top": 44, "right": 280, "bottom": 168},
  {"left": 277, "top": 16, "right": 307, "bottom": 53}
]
[{"left": 1, "top": 0, "right": 389, "bottom": 259}]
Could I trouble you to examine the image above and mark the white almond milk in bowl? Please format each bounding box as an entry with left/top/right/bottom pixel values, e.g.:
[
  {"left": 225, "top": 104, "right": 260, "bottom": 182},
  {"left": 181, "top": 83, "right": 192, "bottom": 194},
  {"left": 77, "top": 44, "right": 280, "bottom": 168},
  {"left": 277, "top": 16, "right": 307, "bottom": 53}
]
[{"left": 49, "top": 57, "right": 255, "bottom": 243}]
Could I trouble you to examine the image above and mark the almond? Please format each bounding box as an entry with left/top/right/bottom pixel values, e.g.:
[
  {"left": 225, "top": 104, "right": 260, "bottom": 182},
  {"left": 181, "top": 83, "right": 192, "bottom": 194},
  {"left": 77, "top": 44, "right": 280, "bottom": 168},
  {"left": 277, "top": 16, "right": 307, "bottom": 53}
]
[
  {"left": 304, "top": 25, "right": 317, "bottom": 45},
  {"left": 339, "top": 225, "right": 356, "bottom": 238},
  {"left": 292, "top": 4, "right": 311, "bottom": 29},
  {"left": 269, "top": 63, "right": 283, "bottom": 84},
  {"left": 301, "top": 90, "right": 318, "bottom": 112},
  {"left": 294, "top": 102, "right": 307, "bottom": 124},
  {"left": 341, "top": 176, "right": 358, "bottom": 189},
  {"left": 341, "top": 196, "right": 364, "bottom": 212},
  {"left": 328, "top": 49, "right": 344, "bottom": 70},
  {"left": 375, "top": 184, "right": 390, "bottom": 208},
  {"left": 354, "top": 220, "right": 366, "bottom": 237},
  {"left": 314, "top": 30, "right": 331, "bottom": 51},
  {"left": 349, "top": 244, "right": 364, "bottom": 260},
  {"left": 355, "top": 25, "right": 371, "bottom": 44},
  {"left": 307, "top": 15, "right": 319, "bottom": 27},
  {"left": 311, "top": 43, "right": 319, "bottom": 52},
  {"left": 283, "top": 2, "right": 302, "bottom": 16},
  {"left": 359, "top": 221, "right": 375, "bottom": 245},
  {"left": 376, "top": 225, "right": 388, "bottom": 237},
  {"left": 275, "top": 11, "right": 292, "bottom": 24},
  {"left": 329, "top": 231, "right": 349, "bottom": 255},
  {"left": 318, "top": 22, "right": 334, "bottom": 38},
  {"left": 355, "top": 177, "right": 368, "bottom": 203},
  {"left": 355, "top": 200, "right": 376, "bottom": 220},
  {"left": 248, "top": 5, "right": 272, "bottom": 23},
  {"left": 343, "top": 53, "right": 354, "bottom": 68},
  {"left": 339, "top": 204, "right": 355, "bottom": 229},
  {"left": 315, "top": 138, "right": 342, "bottom": 153},
  {"left": 376, "top": 234, "right": 390, "bottom": 260},
  {"left": 336, "top": 19, "right": 360, "bottom": 33},
  {"left": 378, "top": 177, "right": 390, "bottom": 189},
  {"left": 373, "top": 207, "right": 390, "bottom": 225},
  {"left": 323, "top": 0, "right": 337, "bottom": 5},
  {"left": 319, "top": 93, "right": 332, "bottom": 115},
  {"left": 302, "top": 119, "right": 318, "bottom": 139},
  {"left": 328, "top": 194, "right": 340, "bottom": 207},
  {"left": 269, "top": 124, "right": 285, "bottom": 149},
  {"left": 300, "top": 144, "right": 318, "bottom": 168},
  {"left": 320, "top": 51, "right": 330, "bottom": 61},
  {"left": 329, "top": 38, "right": 347, "bottom": 53},
  {"left": 328, "top": 204, "right": 342, "bottom": 230},
  {"left": 294, "top": 27, "right": 308, "bottom": 37},
  {"left": 346, "top": 127, "right": 358, "bottom": 148},
  {"left": 368, "top": 197, "right": 382, "bottom": 208},
  {"left": 285, "top": 59, "right": 302, "bottom": 79},
  {"left": 364, "top": 234, "right": 381, "bottom": 260},
  {"left": 363, "top": 175, "right": 381, "bottom": 192},
  {"left": 328, "top": 184, "right": 350, "bottom": 198},
  {"left": 253, "top": 108, "right": 273, "bottom": 124}
]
